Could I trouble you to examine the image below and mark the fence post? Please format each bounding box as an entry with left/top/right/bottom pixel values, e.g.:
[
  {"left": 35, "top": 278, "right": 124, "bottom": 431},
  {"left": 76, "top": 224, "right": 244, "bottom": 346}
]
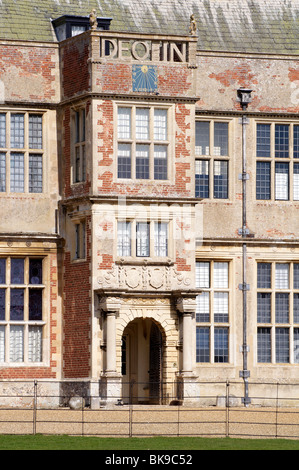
[
  {"left": 129, "top": 405, "right": 133, "bottom": 438},
  {"left": 275, "top": 382, "right": 279, "bottom": 439},
  {"left": 226, "top": 380, "right": 229, "bottom": 438},
  {"left": 33, "top": 380, "right": 37, "bottom": 435},
  {"left": 82, "top": 396, "right": 85, "bottom": 437}
]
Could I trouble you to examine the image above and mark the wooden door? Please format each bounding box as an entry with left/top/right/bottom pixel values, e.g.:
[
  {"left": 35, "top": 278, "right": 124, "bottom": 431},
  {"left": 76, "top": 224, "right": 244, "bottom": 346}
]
[{"left": 149, "top": 322, "right": 163, "bottom": 404}]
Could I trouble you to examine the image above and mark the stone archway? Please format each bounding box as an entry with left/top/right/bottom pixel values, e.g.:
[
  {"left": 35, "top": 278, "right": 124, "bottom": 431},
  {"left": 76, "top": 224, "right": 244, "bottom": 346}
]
[
  {"left": 121, "top": 317, "right": 165, "bottom": 404},
  {"left": 98, "top": 294, "right": 180, "bottom": 406}
]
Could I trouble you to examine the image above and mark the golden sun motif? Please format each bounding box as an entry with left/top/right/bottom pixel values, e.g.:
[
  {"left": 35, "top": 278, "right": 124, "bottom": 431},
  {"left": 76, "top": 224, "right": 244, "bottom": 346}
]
[{"left": 132, "top": 64, "right": 158, "bottom": 93}]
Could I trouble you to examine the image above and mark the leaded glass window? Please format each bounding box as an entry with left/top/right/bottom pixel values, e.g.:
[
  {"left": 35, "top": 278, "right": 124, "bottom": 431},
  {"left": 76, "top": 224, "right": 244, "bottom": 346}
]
[
  {"left": 257, "top": 262, "right": 299, "bottom": 364},
  {"left": 293, "top": 163, "right": 299, "bottom": 200},
  {"left": 0, "top": 114, "right": 6, "bottom": 148},
  {"left": 195, "top": 120, "right": 229, "bottom": 199},
  {"left": 214, "top": 160, "right": 228, "bottom": 199},
  {"left": 154, "top": 145, "right": 167, "bottom": 180},
  {"left": 214, "top": 327, "right": 229, "bottom": 363},
  {"left": 256, "top": 161, "right": 271, "bottom": 200},
  {"left": 257, "top": 327, "right": 271, "bottom": 363},
  {"left": 214, "top": 122, "right": 228, "bottom": 156},
  {"left": 118, "top": 144, "right": 131, "bottom": 179},
  {"left": 195, "top": 160, "right": 209, "bottom": 198},
  {"left": 275, "top": 124, "right": 289, "bottom": 159},
  {"left": 257, "top": 124, "right": 271, "bottom": 158},
  {"left": 11, "top": 114, "right": 24, "bottom": 149},
  {"left": 29, "top": 115, "right": 43, "bottom": 149},
  {"left": 117, "top": 105, "right": 169, "bottom": 181},
  {"left": 0, "top": 153, "right": 5, "bottom": 192},
  {"left": 136, "top": 222, "right": 150, "bottom": 257},
  {"left": 196, "top": 327, "right": 210, "bottom": 363},
  {"left": 117, "top": 221, "right": 131, "bottom": 257},
  {"left": 29, "top": 154, "right": 43, "bottom": 193},
  {"left": 136, "top": 144, "right": 149, "bottom": 179},
  {"left": 0, "top": 112, "right": 44, "bottom": 193},
  {"left": 73, "top": 108, "right": 86, "bottom": 183},
  {"left": 117, "top": 220, "right": 169, "bottom": 259},
  {"left": 256, "top": 122, "right": 299, "bottom": 201},
  {"left": 136, "top": 108, "right": 149, "bottom": 140},
  {"left": 11, "top": 258, "right": 24, "bottom": 284},
  {"left": 10, "top": 153, "right": 24, "bottom": 193},
  {"left": 294, "top": 125, "right": 299, "bottom": 158},
  {"left": 74, "top": 220, "right": 86, "bottom": 260},
  {"left": 275, "top": 162, "right": 289, "bottom": 200},
  {"left": 196, "top": 261, "right": 230, "bottom": 363},
  {"left": 154, "top": 109, "right": 167, "bottom": 141},
  {"left": 0, "top": 257, "right": 45, "bottom": 363},
  {"left": 154, "top": 222, "right": 168, "bottom": 257}
]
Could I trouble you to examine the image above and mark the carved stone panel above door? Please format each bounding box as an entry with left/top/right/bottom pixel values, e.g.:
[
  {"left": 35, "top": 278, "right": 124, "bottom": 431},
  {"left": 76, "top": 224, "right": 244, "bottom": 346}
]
[{"left": 97, "top": 262, "right": 193, "bottom": 292}]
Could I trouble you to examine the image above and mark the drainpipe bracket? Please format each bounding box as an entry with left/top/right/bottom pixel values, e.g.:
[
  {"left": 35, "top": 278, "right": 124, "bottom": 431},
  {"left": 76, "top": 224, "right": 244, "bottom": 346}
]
[
  {"left": 238, "top": 117, "right": 250, "bottom": 125},
  {"left": 238, "top": 173, "right": 250, "bottom": 181},
  {"left": 238, "top": 228, "right": 250, "bottom": 236},
  {"left": 241, "top": 396, "right": 251, "bottom": 405},
  {"left": 238, "top": 283, "right": 250, "bottom": 291},
  {"left": 239, "top": 370, "right": 250, "bottom": 378}
]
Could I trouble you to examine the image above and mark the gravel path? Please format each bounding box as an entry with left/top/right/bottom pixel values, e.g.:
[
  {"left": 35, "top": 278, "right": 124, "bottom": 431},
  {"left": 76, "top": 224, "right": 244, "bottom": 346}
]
[{"left": 1, "top": 405, "right": 299, "bottom": 438}]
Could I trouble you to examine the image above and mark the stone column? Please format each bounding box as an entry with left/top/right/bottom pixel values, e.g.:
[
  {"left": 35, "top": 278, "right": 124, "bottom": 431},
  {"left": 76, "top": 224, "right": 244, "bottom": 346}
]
[
  {"left": 176, "top": 294, "right": 200, "bottom": 406},
  {"left": 97, "top": 295, "right": 123, "bottom": 408},
  {"left": 182, "top": 312, "right": 193, "bottom": 374},
  {"left": 105, "top": 311, "right": 117, "bottom": 375}
]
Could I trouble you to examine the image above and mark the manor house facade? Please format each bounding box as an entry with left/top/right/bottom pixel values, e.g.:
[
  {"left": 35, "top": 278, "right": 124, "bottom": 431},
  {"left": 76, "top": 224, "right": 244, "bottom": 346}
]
[{"left": 0, "top": 0, "right": 299, "bottom": 407}]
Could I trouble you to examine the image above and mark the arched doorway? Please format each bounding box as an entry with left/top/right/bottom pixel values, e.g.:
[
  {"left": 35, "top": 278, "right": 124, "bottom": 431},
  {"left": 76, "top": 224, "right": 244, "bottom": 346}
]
[{"left": 121, "top": 318, "right": 164, "bottom": 404}]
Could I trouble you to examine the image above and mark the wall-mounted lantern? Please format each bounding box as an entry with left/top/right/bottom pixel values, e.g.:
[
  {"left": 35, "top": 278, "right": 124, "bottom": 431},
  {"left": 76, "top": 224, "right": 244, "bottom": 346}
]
[{"left": 237, "top": 88, "right": 253, "bottom": 110}]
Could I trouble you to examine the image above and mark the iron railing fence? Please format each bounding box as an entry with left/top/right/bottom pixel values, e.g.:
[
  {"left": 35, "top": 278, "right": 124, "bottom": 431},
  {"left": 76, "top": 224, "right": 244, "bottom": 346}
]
[{"left": 0, "top": 380, "right": 299, "bottom": 438}]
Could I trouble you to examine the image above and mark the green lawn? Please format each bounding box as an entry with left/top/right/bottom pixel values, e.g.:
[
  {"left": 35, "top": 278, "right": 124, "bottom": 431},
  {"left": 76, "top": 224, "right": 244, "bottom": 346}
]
[{"left": 0, "top": 435, "right": 299, "bottom": 450}]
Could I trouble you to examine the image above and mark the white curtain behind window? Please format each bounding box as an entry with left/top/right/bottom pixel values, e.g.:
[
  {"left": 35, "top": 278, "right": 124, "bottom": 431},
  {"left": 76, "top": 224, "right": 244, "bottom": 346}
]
[
  {"left": 29, "top": 326, "right": 42, "bottom": 362},
  {"left": 136, "top": 222, "right": 150, "bottom": 257},
  {"left": 154, "top": 222, "right": 168, "bottom": 256},
  {"left": 10, "top": 325, "right": 24, "bottom": 362},
  {"left": 0, "top": 326, "right": 5, "bottom": 362}
]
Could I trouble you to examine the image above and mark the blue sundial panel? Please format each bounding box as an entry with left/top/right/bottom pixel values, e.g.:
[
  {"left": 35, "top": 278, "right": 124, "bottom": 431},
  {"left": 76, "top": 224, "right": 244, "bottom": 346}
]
[{"left": 132, "top": 64, "right": 158, "bottom": 93}]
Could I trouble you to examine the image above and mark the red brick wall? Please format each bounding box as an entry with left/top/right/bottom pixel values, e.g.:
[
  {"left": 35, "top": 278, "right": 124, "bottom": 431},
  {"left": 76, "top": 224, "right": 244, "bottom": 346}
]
[
  {"left": 61, "top": 37, "right": 90, "bottom": 99},
  {"left": 0, "top": 42, "right": 58, "bottom": 103},
  {"left": 97, "top": 62, "right": 194, "bottom": 98},
  {"left": 63, "top": 217, "right": 91, "bottom": 378}
]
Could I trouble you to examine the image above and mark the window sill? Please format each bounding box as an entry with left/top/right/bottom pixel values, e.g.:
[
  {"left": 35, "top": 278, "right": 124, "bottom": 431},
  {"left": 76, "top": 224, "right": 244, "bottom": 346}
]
[
  {"left": 71, "top": 181, "right": 87, "bottom": 186},
  {"left": 116, "top": 178, "right": 171, "bottom": 184},
  {"left": 115, "top": 257, "right": 174, "bottom": 266},
  {"left": 71, "top": 257, "right": 87, "bottom": 264},
  {"left": 0, "top": 362, "right": 47, "bottom": 367}
]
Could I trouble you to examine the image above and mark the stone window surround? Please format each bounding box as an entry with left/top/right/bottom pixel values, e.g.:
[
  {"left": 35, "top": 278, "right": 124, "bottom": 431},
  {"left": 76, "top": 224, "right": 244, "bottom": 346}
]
[
  {"left": 256, "top": 260, "right": 299, "bottom": 364},
  {"left": 195, "top": 259, "right": 232, "bottom": 364},
  {"left": 0, "top": 255, "right": 49, "bottom": 366},
  {"left": 114, "top": 101, "right": 174, "bottom": 183},
  {"left": 71, "top": 106, "right": 86, "bottom": 185},
  {"left": 255, "top": 119, "right": 299, "bottom": 202},
  {"left": 115, "top": 217, "right": 173, "bottom": 261},
  {"left": 0, "top": 109, "right": 45, "bottom": 195},
  {"left": 195, "top": 117, "right": 232, "bottom": 200}
]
